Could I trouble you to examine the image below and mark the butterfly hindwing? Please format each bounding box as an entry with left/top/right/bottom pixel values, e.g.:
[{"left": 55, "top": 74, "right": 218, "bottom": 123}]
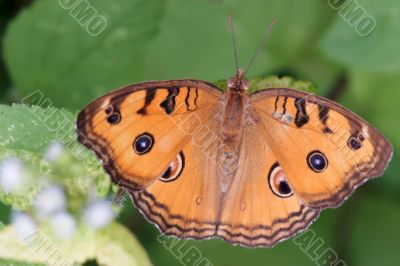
[
  {"left": 250, "top": 88, "right": 393, "bottom": 208},
  {"left": 217, "top": 125, "right": 320, "bottom": 247},
  {"left": 130, "top": 118, "right": 222, "bottom": 240}
]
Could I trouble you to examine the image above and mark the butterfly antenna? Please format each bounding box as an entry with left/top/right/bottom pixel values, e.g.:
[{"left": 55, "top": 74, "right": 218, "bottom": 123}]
[
  {"left": 244, "top": 18, "right": 276, "bottom": 75},
  {"left": 228, "top": 14, "right": 239, "bottom": 72}
]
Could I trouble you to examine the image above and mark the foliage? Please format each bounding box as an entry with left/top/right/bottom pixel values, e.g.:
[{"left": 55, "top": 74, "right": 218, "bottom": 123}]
[
  {"left": 0, "top": 222, "right": 151, "bottom": 266},
  {"left": 0, "top": 104, "right": 109, "bottom": 209},
  {"left": 0, "top": 104, "right": 152, "bottom": 265}
]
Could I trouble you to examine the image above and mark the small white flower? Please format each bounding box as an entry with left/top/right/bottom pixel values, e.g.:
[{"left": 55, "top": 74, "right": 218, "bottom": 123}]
[
  {"left": 0, "top": 157, "right": 24, "bottom": 193},
  {"left": 12, "top": 212, "right": 37, "bottom": 239},
  {"left": 34, "top": 185, "right": 66, "bottom": 217},
  {"left": 44, "top": 141, "right": 64, "bottom": 161},
  {"left": 84, "top": 200, "right": 115, "bottom": 229},
  {"left": 51, "top": 212, "right": 76, "bottom": 238}
]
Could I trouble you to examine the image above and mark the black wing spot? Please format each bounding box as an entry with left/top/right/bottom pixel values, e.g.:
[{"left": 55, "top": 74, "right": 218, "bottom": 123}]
[
  {"left": 160, "top": 87, "right": 179, "bottom": 115},
  {"left": 137, "top": 89, "right": 156, "bottom": 115},
  {"left": 133, "top": 133, "right": 154, "bottom": 155},
  {"left": 294, "top": 98, "right": 309, "bottom": 127},
  {"left": 307, "top": 151, "right": 328, "bottom": 172},
  {"left": 105, "top": 105, "right": 121, "bottom": 125},
  {"left": 318, "top": 104, "right": 333, "bottom": 134},
  {"left": 348, "top": 136, "right": 362, "bottom": 150},
  {"left": 105, "top": 106, "right": 113, "bottom": 115},
  {"left": 282, "top": 96, "right": 288, "bottom": 114},
  {"left": 107, "top": 113, "right": 121, "bottom": 124}
]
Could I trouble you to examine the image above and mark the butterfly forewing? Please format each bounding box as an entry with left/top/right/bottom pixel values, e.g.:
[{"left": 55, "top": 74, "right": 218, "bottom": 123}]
[{"left": 77, "top": 80, "right": 223, "bottom": 190}]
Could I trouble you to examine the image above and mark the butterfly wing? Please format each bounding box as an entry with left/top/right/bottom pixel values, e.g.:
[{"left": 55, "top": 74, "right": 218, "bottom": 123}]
[
  {"left": 129, "top": 115, "right": 223, "bottom": 239},
  {"left": 217, "top": 125, "right": 320, "bottom": 247},
  {"left": 250, "top": 88, "right": 393, "bottom": 208},
  {"left": 78, "top": 81, "right": 391, "bottom": 247},
  {"left": 77, "top": 80, "right": 223, "bottom": 190}
]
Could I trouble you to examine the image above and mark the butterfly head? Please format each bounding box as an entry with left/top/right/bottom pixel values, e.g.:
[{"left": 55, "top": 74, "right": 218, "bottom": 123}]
[{"left": 228, "top": 68, "right": 249, "bottom": 93}]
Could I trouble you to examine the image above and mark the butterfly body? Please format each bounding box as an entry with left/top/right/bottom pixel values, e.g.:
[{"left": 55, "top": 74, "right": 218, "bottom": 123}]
[
  {"left": 77, "top": 70, "right": 392, "bottom": 247},
  {"left": 221, "top": 92, "right": 246, "bottom": 140},
  {"left": 221, "top": 69, "right": 248, "bottom": 138}
]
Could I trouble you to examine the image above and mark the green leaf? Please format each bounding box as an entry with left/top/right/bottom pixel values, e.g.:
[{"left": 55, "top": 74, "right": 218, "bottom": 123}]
[
  {"left": 4, "top": 0, "right": 165, "bottom": 110},
  {"left": 0, "top": 102, "right": 75, "bottom": 154},
  {"left": 348, "top": 196, "right": 400, "bottom": 266},
  {"left": 0, "top": 104, "right": 148, "bottom": 266},
  {"left": 248, "top": 75, "right": 318, "bottom": 93},
  {"left": 320, "top": 0, "right": 400, "bottom": 72},
  {"left": 225, "top": 0, "right": 336, "bottom": 74},
  {"left": 291, "top": 51, "right": 342, "bottom": 96},
  {"left": 214, "top": 76, "right": 318, "bottom": 94},
  {"left": 0, "top": 259, "right": 45, "bottom": 266},
  {"left": 0, "top": 223, "right": 152, "bottom": 266},
  {"left": 0, "top": 104, "right": 110, "bottom": 210},
  {"left": 143, "top": 0, "right": 336, "bottom": 81},
  {"left": 91, "top": 222, "right": 152, "bottom": 266},
  {"left": 4, "top": 0, "right": 335, "bottom": 110}
]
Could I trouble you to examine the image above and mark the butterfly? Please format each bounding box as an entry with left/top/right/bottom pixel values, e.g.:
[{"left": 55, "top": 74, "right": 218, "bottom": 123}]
[{"left": 76, "top": 67, "right": 392, "bottom": 248}]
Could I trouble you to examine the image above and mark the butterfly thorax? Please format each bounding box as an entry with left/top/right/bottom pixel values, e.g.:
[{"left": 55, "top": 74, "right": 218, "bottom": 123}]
[{"left": 222, "top": 91, "right": 248, "bottom": 141}]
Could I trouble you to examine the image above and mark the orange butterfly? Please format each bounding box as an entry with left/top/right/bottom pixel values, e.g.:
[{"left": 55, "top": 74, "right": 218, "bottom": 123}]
[
  {"left": 76, "top": 20, "right": 392, "bottom": 247},
  {"left": 76, "top": 67, "right": 392, "bottom": 247}
]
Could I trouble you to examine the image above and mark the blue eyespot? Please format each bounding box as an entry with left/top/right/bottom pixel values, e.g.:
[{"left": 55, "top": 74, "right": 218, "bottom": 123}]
[
  {"left": 307, "top": 151, "right": 328, "bottom": 172},
  {"left": 133, "top": 133, "right": 154, "bottom": 155}
]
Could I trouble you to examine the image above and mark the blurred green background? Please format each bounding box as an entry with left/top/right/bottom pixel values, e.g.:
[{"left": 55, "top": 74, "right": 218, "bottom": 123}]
[{"left": 0, "top": 0, "right": 399, "bottom": 265}]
